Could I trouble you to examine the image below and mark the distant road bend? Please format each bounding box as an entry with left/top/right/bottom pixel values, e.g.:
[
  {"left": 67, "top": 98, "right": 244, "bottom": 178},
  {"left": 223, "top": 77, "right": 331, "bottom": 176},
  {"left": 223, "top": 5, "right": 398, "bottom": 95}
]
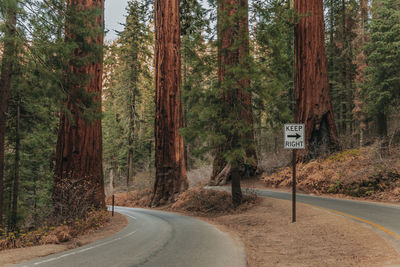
[
  {"left": 209, "top": 186, "right": 400, "bottom": 243},
  {"left": 14, "top": 207, "right": 246, "bottom": 267}
]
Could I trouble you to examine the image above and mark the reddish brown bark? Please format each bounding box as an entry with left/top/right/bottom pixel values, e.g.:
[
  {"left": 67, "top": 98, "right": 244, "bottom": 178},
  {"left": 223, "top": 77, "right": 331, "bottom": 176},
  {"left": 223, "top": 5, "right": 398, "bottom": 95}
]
[
  {"left": 53, "top": 0, "right": 105, "bottom": 219},
  {"left": 294, "top": 0, "right": 340, "bottom": 160},
  {"left": 152, "top": 0, "right": 188, "bottom": 205},
  {"left": 210, "top": 0, "right": 257, "bottom": 185},
  {"left": 0, "top": 1, "right": 17, "bottom": 229}
]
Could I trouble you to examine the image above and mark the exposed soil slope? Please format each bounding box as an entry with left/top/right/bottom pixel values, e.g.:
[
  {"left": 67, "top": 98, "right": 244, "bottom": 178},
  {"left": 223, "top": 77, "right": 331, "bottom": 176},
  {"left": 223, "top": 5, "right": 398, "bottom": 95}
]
[{"left": 262, "top": 145, "right": 400, "bottom": 202}]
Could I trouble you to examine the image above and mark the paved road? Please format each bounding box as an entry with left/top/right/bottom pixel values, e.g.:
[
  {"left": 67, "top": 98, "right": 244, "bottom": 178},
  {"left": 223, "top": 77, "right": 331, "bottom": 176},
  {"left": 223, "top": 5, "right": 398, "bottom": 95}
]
[
  {"left": 14, "top": 207, "right": 246, "bottom": 267},
  {"left": 210, "top": 186, "right": 400, "bottom": 242}
]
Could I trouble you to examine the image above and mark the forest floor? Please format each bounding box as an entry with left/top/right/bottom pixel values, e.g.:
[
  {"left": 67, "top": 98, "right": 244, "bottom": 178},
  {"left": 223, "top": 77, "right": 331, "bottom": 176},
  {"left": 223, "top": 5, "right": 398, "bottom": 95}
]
[{"left": 0, "top": 212, "right": 127, "bottom": 266}]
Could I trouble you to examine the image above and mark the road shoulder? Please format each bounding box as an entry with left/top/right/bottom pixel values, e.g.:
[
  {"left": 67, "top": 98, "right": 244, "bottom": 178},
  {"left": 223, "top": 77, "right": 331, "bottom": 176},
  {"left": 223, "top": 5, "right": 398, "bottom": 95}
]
[
  {"left": 191, "top": 197, "right": 400, "bottom": 266},
  {"left": 0, "top": 212, "right": 128, "bottom": 267}
]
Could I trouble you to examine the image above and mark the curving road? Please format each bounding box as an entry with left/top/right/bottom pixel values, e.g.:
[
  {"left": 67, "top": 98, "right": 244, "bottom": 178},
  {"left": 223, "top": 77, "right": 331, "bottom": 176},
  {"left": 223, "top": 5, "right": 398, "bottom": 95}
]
[
  {"left": 209, "top": 186, "right": 400, "bottom": 243},
  {"left": 13, "top": 207, "right": 246, "bottom": 267}
]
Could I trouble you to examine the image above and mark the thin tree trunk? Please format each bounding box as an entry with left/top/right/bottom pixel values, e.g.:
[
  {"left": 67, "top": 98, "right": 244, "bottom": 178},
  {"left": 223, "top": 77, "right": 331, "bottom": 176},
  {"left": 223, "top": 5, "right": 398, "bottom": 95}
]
[
  {"left": 33, "top": 168, "right": 38, "bottom": 227},
  {"left": 377, "top": 111, "right": 387, "bottom": 138},
  {"left": 10, "top": 99, "right": 20, "bottom": 231},
  {"left": 152, "top": 0, "right": 188, "bottom": 205},
  {"left": 127, "top": 92, "right": 135, "bottom": 188},
  {"left": 294, "top": 0, "right": 340, "bottom": 160},
  {"left": 53, "top": 0, "right": 106, "bottom": 219},
  {"left": 0, "top": 0, "right": 17, "bottom": 230},
  {"left": 109, "top": 167, "right": 114, "bottom": 195}
]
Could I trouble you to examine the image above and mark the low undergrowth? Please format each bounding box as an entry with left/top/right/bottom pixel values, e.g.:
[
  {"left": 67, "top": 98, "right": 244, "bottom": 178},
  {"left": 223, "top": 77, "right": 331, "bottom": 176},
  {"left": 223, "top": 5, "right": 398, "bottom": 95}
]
[
  {"left": 170, "top": 187, "right": 258, "bottom": 216},
  {"left": 106, "top": 189, "right": 153, "bottom": 208},
  {"left": 0, "top": 210, "right": 110, "bottom": 251},
  {"left": 108, "top": 186, "right": 258, "bottom": 216}
]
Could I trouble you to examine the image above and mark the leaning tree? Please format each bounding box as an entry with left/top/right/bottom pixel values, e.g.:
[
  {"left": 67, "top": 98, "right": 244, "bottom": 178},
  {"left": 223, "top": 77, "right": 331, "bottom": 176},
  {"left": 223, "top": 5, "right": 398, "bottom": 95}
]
[
  {"left": 151, "top": 0, "right": 188, "bottom": 205},
  {"left": 53, "top": 0, "right": 105, "bottom": 220},
  {"left": 294, "top": 0, "right": 340, "bottom": 160}
]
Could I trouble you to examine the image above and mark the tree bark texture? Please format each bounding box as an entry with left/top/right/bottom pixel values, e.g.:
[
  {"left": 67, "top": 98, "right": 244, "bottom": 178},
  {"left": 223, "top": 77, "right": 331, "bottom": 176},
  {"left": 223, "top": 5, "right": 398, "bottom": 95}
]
[
  {"left": 0, "top": 1, "right": 17, "bottom": 229},
  {"left": 294, "top": 0, "right": 340, "bottom": 160},
  {"left": 152, "top": 0, "right": 188, "bottom": 205},
  {"left": 53, "top": 0, "right": 105, "bottom": 219},
  {"left": 210, "top": 0, "right": 257, "bottom": 185}
]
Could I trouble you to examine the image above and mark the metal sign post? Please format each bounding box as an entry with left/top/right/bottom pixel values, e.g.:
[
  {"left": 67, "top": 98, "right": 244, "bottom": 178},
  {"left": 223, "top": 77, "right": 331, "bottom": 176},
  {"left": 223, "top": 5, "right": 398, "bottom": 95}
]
[{"left": 284, "top": 124, "right": 305, "bottom": 223}]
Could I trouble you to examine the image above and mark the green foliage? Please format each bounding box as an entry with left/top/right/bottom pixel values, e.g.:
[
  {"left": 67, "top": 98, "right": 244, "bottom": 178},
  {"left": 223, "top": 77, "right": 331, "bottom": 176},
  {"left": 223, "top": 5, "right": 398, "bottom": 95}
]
[
  {"left": 253, "top": 0, "right": 294, "bottom": 128},
  {"left": 363, "top": 0, "right": 400, "bottom": 117},
  {"left": 325, "top": 0, "right": 359, "bottom": 138},
  {"left": 103, "top": 0, "right": 154, "bottom": 182},
  {"left": 179, "top": 0, "right": 217, "bottom": 164},
  {"left": 327, "top": 180, "right": 342, "bottom": 193}
]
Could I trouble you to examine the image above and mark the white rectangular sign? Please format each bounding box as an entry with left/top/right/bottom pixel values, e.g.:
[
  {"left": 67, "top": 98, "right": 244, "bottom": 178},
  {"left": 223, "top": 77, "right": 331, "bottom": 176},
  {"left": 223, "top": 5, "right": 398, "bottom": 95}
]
[{"left": 284, "top": 124, "right": 305, "bottom": 149}]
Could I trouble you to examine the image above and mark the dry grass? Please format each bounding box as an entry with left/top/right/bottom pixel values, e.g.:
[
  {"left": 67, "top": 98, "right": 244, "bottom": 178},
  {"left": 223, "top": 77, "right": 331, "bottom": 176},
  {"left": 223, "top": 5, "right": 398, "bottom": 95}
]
[
  {"left": 262, "top": 144, "right": 400, "bottom": 202},
  {"left": 171, "top": 187, "right": 258, "bottom": 216},
  {"left": 0, "top": 210, "right": 110, "bottom": 250},
  {"left": 106, "top": 189, "right": 153, "bottom": 208},
  {"left": 187, "top": 165, "right": 212, "bottom": 186}
]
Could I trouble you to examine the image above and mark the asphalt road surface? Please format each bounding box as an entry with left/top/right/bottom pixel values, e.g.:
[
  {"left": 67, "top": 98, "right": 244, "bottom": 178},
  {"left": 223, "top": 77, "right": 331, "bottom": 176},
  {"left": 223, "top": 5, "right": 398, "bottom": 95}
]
[
  {"left": 14, "top": 207, "right": 246, "bottom": 267},
  {"left": 209, "top": 186, "right": 400, "bottom": 243}
]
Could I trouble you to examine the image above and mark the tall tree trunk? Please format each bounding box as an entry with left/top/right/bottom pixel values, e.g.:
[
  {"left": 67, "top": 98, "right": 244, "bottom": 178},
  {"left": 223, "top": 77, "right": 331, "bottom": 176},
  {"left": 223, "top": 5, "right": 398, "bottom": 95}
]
[
  {"left": 152, "top": 0, "right": 188, "bottom": 205},
  {"left": 127, "top": 92, "right": 135, "bottom": 188},
  {"left": 210, "top": 0, "right": 257, "bottom": 185},
  {"left": 53, "top": 0, "right": 106, "bottom": 220},
  {"left": 10, "top": 99, "right": 20, "bottom": 231},
  {"left": 353, "top": 0, "right": 369, "bottom": 147},
  {"left": 0, "top": 0, "right": 17, "bottom": 230},
  {"left": 294, "top": 0, "right": 340, "bottom": 160},
  {"left": 109, "top": 167, "right": 114, "bottom": 195}
]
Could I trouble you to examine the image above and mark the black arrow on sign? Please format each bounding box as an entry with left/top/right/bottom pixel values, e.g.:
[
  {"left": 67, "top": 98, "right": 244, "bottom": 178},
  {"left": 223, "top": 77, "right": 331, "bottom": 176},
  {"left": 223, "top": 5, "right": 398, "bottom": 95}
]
[{"left": 287, "top": 133, "right": 301, "bottom": 139}]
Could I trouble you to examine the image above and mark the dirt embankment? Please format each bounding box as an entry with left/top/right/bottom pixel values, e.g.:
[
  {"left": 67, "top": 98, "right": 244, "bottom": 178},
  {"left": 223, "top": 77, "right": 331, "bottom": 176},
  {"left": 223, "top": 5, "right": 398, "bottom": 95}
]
[{"left": 262, "top": 146, "right": 400, "bottom": 203}]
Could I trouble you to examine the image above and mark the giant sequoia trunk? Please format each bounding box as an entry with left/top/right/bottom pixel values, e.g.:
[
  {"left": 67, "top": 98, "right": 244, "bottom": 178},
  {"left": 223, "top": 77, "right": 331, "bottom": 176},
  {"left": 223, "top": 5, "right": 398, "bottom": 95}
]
[
  {"left": 210, "top": 0, "right": 257, "bottom": 186},
  {"left": 53, "top": 0, "right": 105, "bottom": 220},
  {"left": 0, "top": 1, "right": 17, "bottom": 229},
  {"left": 294, "top": 0, "right": 340, "bottom": 160},
  {"left": 152, "top": 0, "right": 188, "bottom": 205}
]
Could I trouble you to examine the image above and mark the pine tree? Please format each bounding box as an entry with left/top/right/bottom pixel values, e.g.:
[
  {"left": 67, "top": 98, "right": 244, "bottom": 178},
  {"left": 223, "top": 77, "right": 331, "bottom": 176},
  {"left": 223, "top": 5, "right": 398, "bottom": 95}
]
[
  {"left": 325, "top": 0, "right": 358, "bottom": 141},
  {"left": 363, "top": 0, "right": 400, "bottom": 138},
  {"left": 118, "top": 0, "right": 152, "bottom": 187},
  {"left": 352, "top": 0, "right": 369, "bottom": 146},
  {"left": 208, "top": 0, "right": 257, "bottom": 205},
  {"left": 102, "top": 1, "right": 154, "bottom": 190},
  {"left": 253, "top": 0, "right": 295, "bottom": 154}
]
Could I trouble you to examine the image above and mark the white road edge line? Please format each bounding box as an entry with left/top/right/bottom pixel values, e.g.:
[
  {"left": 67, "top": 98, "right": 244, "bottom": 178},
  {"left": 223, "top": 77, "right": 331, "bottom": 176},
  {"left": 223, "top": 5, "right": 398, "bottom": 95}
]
[{"left": 22, "top": 212, "right": 138, "bottom": 266}]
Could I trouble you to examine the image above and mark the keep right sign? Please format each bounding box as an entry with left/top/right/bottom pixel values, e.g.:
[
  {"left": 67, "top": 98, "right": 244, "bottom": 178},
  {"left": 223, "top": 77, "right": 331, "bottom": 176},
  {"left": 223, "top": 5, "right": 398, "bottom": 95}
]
[{"left": 284, "top": 124, "right": 305, "bottom": 149}]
